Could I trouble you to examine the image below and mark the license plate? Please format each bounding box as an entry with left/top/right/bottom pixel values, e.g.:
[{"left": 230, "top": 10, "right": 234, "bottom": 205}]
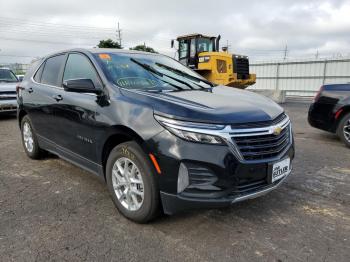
[{"left": 271, "top": 158, "right": 290, "bottom": 183}]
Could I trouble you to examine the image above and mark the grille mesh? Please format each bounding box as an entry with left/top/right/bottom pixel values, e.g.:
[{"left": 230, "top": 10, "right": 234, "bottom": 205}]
[
  {"left": 233, "top": 124, "right": 291, "bottom": 161},
  {"left": 233, "top": 57, "right": 249, "bottom": 79},
  {"left": 0, "top": 91, "right": 16, "bottom": 100}
]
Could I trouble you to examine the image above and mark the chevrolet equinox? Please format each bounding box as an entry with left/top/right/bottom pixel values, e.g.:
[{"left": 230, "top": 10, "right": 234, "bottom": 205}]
[{"left": 17, "top": 49, "right": 294, "bottom": 223}]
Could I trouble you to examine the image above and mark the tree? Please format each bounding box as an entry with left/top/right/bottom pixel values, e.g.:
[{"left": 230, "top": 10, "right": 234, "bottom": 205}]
[
  {"left": 97, "top": 39, "right": 122, "bottom": 49},
  {"left": 129, "top": 44, "right": 157, "bottom": 53}
]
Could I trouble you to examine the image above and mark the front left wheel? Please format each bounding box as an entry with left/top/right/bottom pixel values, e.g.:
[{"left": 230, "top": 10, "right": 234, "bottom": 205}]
[{"left": 106, "top": 141, "right": 160, "bottom": 223}]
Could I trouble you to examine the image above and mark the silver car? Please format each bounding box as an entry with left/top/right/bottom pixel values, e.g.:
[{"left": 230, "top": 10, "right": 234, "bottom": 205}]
[{"left": 0, "top": 68, "right": 19, "bottom": 114}]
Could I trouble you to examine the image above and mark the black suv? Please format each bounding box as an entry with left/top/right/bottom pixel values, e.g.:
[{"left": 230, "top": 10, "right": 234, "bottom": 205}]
[
  {"left": 17, "top": 49, "right": 294, "bottom": 223},
  {"left": 308, "top": 84, "right": 350, "bottom": 147}
]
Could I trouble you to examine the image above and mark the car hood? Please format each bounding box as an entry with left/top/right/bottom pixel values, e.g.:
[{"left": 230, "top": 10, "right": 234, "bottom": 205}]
[
  {"left": 0, "top": 82, "right": 18, "bottom": 92},
  {"left": 120, "top": 86, "right": 284, "bottom": 124}
]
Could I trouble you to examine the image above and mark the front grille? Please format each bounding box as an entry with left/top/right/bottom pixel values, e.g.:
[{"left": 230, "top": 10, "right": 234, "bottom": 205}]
[
  {"left": 234, "top": 179, "right": 267, "bottom": 194},
  {"left": 0, "top": 105, "right": 17, "bottom": 111},
  {"left": 0, "top": 91, "right": 16, "bottom": 100},
  {"left": 230, "top": 177, "right": 284, "bottom": 197},
  {"left": 234, "top": 126, "right": 290, "bottom": 161},
  {"left": 230, "top": 115, "right": 291, "bottom": 161},
  {"left": 233, "top": 57, "right": 249, "bottom": 79}
]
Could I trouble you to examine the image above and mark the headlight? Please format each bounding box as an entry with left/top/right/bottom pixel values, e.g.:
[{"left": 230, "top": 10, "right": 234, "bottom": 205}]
[
  {"left": 198, "top": 56, "right": 210, "bottom": 63},
  {"left": 154, "top": 115, "right": 226, "bottom": 145}
]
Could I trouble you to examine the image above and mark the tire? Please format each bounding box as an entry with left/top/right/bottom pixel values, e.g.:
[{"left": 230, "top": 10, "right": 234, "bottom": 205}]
[
  {"left": 106, "top": 141, "right": 160, "bottom": 223},
  {"left": 20, "top": 115, "right": 45, "bottom": 159},
  {"left": 337, "top": 112, "right": 350, "bottom": 148}
]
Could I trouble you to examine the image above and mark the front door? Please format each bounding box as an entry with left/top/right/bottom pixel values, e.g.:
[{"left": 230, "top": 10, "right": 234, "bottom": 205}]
[{"left": 53, "top": 52, "right": 103, "bottom": 169}]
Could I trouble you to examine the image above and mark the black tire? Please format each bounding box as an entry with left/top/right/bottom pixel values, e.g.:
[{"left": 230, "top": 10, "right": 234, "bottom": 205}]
[
  {"left": 337, "top": 112, "right": 350, "bottom": 148},
  {"left": 20, "top": 115, "right": 45, "bottom": 159},
  {"left": 106, "top": 141, "right": 160, "bottom": 223}
]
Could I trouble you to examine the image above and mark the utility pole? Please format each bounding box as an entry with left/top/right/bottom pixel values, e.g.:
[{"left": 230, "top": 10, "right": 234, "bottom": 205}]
[
  {"left": 222, "top": 40, "right": 231, "bottom": 52},
  {"left": 283, "top": 45, "right": 288, "bottom": 61},
  {"left": 116, "top": 22, "right": 122, "bottom": 47},
  {"left": 226, "top": 40, "right": 231, "bottom": 52},
  {"left": 315, "top": 50, "right": 319, "bottom": 59}
]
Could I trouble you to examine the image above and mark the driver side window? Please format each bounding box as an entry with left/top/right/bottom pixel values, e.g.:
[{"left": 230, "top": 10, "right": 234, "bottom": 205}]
[
  {"left": 63, "top": 53, "right": 101, "bottom": 88},
  {"left": 179, "top": 40, "right": 188, "bottom": 59}
]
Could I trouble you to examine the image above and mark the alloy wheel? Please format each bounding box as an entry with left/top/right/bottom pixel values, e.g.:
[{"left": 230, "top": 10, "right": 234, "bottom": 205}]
[
  {"left": 112, "top": 157, "right": 144, "bottom": 211},
  {"left": 23, "top": 122, "right": 34, "bottom": 153},
  {"left": 344, "top": 118, "right": 350, "bottom": 143}
]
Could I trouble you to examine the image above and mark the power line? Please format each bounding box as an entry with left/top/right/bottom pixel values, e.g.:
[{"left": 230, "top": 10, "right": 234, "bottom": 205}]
[
  {"left": 0, "top": 37, "right": 94, "bottom": 46},
  {"left": 0, "top": 16, "right": 116, "bottom": 32},
  {"left": 0, "top": 54, "right": 36, "bottom": 58},
  {"left": 0, "top": 29, "right": 114, "bottom": 40}
]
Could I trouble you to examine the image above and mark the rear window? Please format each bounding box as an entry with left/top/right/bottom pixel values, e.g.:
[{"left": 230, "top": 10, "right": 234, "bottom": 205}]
[
  {"left": 41, "top": 55, "right": 65, "bottom": 86},
  {"left": 33, "top": 61, "right": 45, "bottom": 82},
  {"left": 0, "top": 69, "right": 18, "bottom": 82}
]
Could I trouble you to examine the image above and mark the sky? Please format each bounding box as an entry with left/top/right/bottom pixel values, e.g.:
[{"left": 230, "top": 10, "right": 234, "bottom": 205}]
[{"left": 0, "top": 0, "right": 350, "bottom": 64}]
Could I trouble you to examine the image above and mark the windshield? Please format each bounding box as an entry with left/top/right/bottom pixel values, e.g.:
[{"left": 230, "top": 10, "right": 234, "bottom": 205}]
[
  {"left": 197, "top": 38, "right": 214, "bottom": 53},
  {"left": 0, "top": 69, "right": 18, "bottom": 82},
  {"left": 94, "top": 52, "right": 211, "bottom": 91}
]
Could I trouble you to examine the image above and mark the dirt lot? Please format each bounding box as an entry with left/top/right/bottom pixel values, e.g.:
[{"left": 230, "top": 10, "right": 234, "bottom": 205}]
[{"left": 0, "top": 103, "right": 349, "bottom": 262}]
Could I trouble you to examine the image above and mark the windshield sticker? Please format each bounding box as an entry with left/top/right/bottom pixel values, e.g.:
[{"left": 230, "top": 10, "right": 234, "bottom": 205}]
[
  {"left": 117, "top": 77, "right": 157, "bottom": 88},
  {"left": 99, "top": 54, "right": 111, "bottom": 60}
]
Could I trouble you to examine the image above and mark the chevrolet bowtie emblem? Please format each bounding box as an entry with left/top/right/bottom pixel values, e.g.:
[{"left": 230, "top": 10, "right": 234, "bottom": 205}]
[{"left": 273, "top": 127, "right": 282, "bottom": 136}]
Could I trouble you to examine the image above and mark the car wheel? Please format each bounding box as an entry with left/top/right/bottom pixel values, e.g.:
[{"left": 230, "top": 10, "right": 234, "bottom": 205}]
[
  {"left": 21, "top": 115, "right": 44, "bottom": 159},
  {"left": 337, "top": 112, "right": 350, "bottom": 148},
  {"left": 106, "top": 141, "right": 160, "bottom": 223}
]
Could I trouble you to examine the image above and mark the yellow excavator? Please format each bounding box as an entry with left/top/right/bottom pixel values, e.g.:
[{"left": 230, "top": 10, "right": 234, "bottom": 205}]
[{"left": 171, "top": 33, "right": 256, "bottom": 88}]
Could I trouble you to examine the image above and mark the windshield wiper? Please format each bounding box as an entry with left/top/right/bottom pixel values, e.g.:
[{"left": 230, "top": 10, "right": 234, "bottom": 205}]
[
  {"left": 130, "top": 58, "right": 193, "bottom": 91},
  {"left": 155, "top": 62, "right": 214, "bottom": 88}
]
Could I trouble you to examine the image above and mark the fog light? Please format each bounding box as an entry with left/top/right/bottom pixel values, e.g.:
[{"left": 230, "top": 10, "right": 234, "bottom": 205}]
[{"left": 177, "top": 163, "right": 189, "bottom": 193}]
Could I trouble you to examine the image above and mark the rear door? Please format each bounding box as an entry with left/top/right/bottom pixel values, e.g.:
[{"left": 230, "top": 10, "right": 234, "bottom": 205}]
[
  {"left": 53, "top": 52, "right": 103, "bottom": 167},
  {"left": 24, "top": 54, "right": 66, "bottom": 143}
]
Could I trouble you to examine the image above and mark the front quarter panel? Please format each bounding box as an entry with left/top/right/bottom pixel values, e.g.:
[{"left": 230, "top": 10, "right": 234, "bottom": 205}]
[{"left": 94, "top": 87, "right": 164, "bottom": 164}]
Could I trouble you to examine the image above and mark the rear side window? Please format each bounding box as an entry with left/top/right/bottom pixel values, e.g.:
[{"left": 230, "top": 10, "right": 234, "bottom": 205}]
[
  {"left": 63, "top": 53, "right": 101, "bottom": 87},
  {"left": 33, "top": 61, "right": 45, "bottom": 82},
  {"left": 41, "top": 55, "right": 65, "bottom": 86}
]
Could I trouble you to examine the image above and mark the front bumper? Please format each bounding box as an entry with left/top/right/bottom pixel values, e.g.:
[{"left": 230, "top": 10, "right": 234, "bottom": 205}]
[
  {"left": 161, "top": 169, "right": 291, "bottom": 214},
  {"left": 148, "top": 127, "right": 295, "bottom": 215},
  {"left": 0, "top": 100, "right": 17, "bottom": 113}
]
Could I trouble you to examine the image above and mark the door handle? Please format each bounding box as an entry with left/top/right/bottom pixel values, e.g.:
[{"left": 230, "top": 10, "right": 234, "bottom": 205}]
[
  {"left": 53, "top": 94, "right": 63, "bottom": 102},
  {"left": 28, "top": 87, "right": 33, "bottom": 93}
]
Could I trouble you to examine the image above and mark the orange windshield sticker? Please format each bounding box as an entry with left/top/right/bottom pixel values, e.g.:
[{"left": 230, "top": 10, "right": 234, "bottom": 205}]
[{"left": 99, "top": 54, "right": 111, "bottom": 60}]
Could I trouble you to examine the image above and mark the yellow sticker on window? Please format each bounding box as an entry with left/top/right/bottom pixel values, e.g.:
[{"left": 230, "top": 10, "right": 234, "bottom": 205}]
[{"left": 99, "top": 54, "right": 111, "bottom": 60}]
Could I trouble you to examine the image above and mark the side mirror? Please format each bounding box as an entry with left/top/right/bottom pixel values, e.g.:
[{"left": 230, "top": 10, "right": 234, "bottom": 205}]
[
  {"left": 63, "top": 79, "right": 101, "bottom": 94},
  {"left": 171, "top": 39, "right": 174, "bottom": 48}
]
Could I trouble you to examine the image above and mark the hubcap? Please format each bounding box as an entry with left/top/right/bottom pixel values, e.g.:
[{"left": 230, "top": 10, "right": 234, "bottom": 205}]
[
  {"left": 112, "top": 157, "right": 144, "bottom": 211},
  {"left": 23, "top": 122, "right": 34, "bottom": 153},
  {"left": 344, "top": 118, "right": 350, "bottom": 143}
]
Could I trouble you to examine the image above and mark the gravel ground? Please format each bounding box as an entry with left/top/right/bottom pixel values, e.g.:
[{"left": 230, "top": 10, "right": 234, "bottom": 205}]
[{"left": 0, "top": 103, "right": 349, "bottom": 262}]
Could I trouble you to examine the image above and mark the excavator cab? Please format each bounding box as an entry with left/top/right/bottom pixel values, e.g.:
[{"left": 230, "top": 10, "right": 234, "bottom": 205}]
[
  {"left": 172, "top": 33, "right": 256, "bottom": 89},
  {"left": 172, "top": 34, "right": 219, "bottom": 69}
]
